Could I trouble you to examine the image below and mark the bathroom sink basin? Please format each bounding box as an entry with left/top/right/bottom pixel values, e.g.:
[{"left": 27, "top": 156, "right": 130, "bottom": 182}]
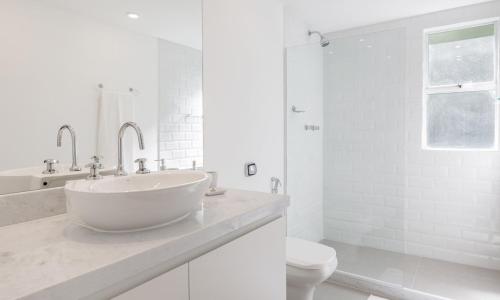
[
  {"left": 64, "top": 171, "right": 210, "bottom": 232},
  {"left": 0, "top": 168, "right": 42, "bottom": 195}
]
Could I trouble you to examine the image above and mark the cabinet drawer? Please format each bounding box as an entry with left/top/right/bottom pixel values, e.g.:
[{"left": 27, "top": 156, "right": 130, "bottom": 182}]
[{"left": 112, "top": 264, "right": 188, "bottom": 300}]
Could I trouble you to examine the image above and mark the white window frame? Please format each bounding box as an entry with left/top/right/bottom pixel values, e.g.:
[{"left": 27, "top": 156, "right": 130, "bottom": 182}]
[{"left": 422, "top": 18, "right": 500, "bottom": 151}]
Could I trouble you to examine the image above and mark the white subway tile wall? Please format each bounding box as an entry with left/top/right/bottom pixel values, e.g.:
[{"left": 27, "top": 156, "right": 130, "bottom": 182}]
[
  {"left": 158, "top": 40, "right": 203, "bottom": 170},
  {"left": 324, "top": 9, "right": 500, "bottom": 271}
]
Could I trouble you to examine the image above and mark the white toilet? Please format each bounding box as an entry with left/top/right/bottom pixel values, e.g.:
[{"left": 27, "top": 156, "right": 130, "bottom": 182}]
[{"left": 286, "top": 237, "right": 338, "bottom": 300}]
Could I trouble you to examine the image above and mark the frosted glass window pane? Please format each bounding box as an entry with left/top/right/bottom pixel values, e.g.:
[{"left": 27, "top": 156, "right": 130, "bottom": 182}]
[
  {"left": 428, "top": 24, "right": 495, "bottom": 86},
  {"left": 426, "top": 91, "right": 496, "bottom": 149}
]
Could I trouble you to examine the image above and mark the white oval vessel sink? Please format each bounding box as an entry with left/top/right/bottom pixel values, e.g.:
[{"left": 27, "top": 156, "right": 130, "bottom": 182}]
[{"left": 65, "top": 171, "right": 210, "bottom": 232}]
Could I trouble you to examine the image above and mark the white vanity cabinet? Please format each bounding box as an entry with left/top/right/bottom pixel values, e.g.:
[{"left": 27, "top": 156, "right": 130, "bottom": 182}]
[
  {"left": 189, "top": 217, "right": 286, "bottom": 300},
  {"left": 112, "top": 264, "right": 189, "bottom": 300},
  {"left": 112, "top": 218, "right": 286, "bottom": 300}
]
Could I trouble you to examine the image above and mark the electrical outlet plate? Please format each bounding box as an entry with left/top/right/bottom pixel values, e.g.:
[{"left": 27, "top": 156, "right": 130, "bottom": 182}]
[{"left": 245, "top": 162, "right": 257, "bottom": 177}]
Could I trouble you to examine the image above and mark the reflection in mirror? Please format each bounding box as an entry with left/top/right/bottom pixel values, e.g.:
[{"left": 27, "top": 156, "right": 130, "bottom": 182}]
[{"left": 0, "top": 0, "right": 202, "bottom": 195}]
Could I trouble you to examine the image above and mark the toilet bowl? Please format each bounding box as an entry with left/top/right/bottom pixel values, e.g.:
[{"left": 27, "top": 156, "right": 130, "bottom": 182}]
[{"left": 286, "top": 237, "right": 338, "bottom": 300}]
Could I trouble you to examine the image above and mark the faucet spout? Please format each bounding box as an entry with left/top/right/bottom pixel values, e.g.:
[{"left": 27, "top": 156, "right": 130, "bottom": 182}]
[
  {"left": 57, "top": 124, "right": 81, "bottom": 172},
  {"left": 115, "top": 122, "right": 145, "bottom": 176}
]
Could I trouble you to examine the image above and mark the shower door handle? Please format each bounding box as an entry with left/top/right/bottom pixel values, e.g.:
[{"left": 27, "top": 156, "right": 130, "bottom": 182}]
[{"left": 291, "top": 105, "right": 306, "bottom": 113}]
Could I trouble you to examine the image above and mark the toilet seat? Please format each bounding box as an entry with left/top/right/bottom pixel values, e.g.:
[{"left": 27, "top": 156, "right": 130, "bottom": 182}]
[{"left": 286, "top": 237, "right": 337, "bottom": 270}]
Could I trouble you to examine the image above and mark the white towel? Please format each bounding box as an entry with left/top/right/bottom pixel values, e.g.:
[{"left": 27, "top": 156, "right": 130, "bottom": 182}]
[{"left": 96, "top": 91, "right": 135, "bottom": 170}]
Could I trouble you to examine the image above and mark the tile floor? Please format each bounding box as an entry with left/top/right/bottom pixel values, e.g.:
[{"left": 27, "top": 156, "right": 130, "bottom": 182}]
[
  {"left": 315, "top": 283, "right": 369, "bottom": 300},
  {"left": 322, "top": 240, "right": 500, "bottom": 300}
]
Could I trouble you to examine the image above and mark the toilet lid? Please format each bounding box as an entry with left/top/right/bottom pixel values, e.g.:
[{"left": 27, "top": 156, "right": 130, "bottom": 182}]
[{"left": 286, "top": 237, "right": 337, "bottom": 270}]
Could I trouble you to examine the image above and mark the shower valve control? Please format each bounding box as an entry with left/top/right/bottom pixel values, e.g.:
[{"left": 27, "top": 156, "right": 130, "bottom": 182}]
[{"left": 245, "top": 162, "right": 257, "bottom": 177}]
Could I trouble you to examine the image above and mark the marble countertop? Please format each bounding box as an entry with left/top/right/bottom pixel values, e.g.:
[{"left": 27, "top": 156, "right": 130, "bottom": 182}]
[{"left": 0, "top": 189, "right": 289, "bottom": 300}]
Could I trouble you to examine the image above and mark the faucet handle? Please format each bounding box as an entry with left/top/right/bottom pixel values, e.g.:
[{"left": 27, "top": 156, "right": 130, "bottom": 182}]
[
  {"left": 134, "top": 158, "right": 151, "bottom": 174},
  {"left": 42, "top": 159, "right": 59, "bottom": 174},
  {"left": 90, "top": 155, "right": 104, "bottom": 168},
  {"left": 155, "top": 158, "right": 167, "bottom": 171},
  {"left": 85, "top": 162, "right": 103, "bottom": 180}
]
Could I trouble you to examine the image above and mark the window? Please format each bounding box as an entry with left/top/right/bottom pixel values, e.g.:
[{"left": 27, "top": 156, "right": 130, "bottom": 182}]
[{"left": 423, "top": 21, "right": 498, "bottom": 150}]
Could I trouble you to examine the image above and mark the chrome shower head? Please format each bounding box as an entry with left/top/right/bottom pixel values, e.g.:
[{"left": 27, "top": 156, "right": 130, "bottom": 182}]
[
  {"left": 308, "top": 30, "right": 330, "bottom": 47},
  {"left": 320, "top": 38, "right": 330, "bottom": 47}
]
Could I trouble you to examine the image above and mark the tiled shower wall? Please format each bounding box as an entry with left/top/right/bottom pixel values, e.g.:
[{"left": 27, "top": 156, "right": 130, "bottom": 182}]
[
  {"left": 324, "top": 2, "right": 500, "bottom": 271},
  {"left": 159, "top": 40, "right": 203, "bottom": 170},
  {"left": 324, "top": 28, "right": 408, "bottom": 257}
]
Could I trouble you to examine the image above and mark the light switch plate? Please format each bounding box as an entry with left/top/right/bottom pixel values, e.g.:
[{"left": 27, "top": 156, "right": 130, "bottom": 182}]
[{"left": 245, "top": 162, "right": 257, "bottom": 177}]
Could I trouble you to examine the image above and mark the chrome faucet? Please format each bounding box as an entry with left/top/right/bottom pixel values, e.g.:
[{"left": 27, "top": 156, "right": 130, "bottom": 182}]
[
  {"left": 134, "top": 158, "right": 150, "bottom": 174},
  {"left": 270, "top": 177, "right": 282, "bottom": 194},
  {"left": 115, "top": 122, "right": 145, "bottom": 176},
  {"left": 86, "top": 155, "right": 104, "bottom": 180},
  {"left": 57, "top": 125, "right": 81, "bottom": 171},
  {"left": 155, "top": 158, "right": 167, "bottom": 171},
  {"left": 42, "top": 159, "right": 59, "bottom": 174}
]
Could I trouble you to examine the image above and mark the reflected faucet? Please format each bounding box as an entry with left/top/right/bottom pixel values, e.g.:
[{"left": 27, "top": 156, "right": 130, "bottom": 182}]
[
  {"left": 57, "top": 125, "right": 81, "bottom": 171},
  {"left": 115, "top": 122, "right": 145, "bottom": 176}
]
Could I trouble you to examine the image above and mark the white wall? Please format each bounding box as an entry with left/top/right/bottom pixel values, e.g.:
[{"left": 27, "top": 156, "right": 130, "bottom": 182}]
[
  {"left": 0, "top": 0, "right": 158, "bottom": 171},
  {"left": 158, "top": 40, "right": 203, "bottom": 170},
  {"left": 284, "top": 5, "right": 311, "bottom": 48},
  {"left": 203, "top": 0, "right": 285, "bottom": 192},
  {"left": 286, "top": 44, "right": 324, "bottom": 242},
  {"left": 323, "top": 1, "right": 500, "bottom": 270}
]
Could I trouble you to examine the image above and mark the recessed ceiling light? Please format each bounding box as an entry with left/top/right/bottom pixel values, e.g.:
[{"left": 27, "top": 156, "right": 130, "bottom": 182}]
[
  {"left": 127, "top": 12, "right": 140, "bottom": 19},
  {"left": 359, "top": 38, "right": 365, "bottom": 42}
]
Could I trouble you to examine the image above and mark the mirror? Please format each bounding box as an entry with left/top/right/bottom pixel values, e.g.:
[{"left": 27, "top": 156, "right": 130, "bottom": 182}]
[{"left": 0, "top": 0, "right": 203, "bottom": 194}]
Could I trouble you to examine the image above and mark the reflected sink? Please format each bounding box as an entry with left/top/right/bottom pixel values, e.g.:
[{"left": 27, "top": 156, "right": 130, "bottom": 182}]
[
  {"left": 0, "top": 166, "right": 114, "bottom": 195},
  {"left": 65, "top": 171, "right": 210, "bottom": 232},
  {"left": 0, "top": 167, "right": 42, "bottom": 195}
]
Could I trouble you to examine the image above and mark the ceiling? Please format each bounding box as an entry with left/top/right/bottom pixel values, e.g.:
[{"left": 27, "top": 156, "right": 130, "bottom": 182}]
[
  {"left": 38, "top": 0, "right": 497, "bottom": 50},
  {"left": 39, "top": 0, "right": 202, "bottom": 49},
  {"left": 285, "top": 0, "right": 496, "bottom": 35}
]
